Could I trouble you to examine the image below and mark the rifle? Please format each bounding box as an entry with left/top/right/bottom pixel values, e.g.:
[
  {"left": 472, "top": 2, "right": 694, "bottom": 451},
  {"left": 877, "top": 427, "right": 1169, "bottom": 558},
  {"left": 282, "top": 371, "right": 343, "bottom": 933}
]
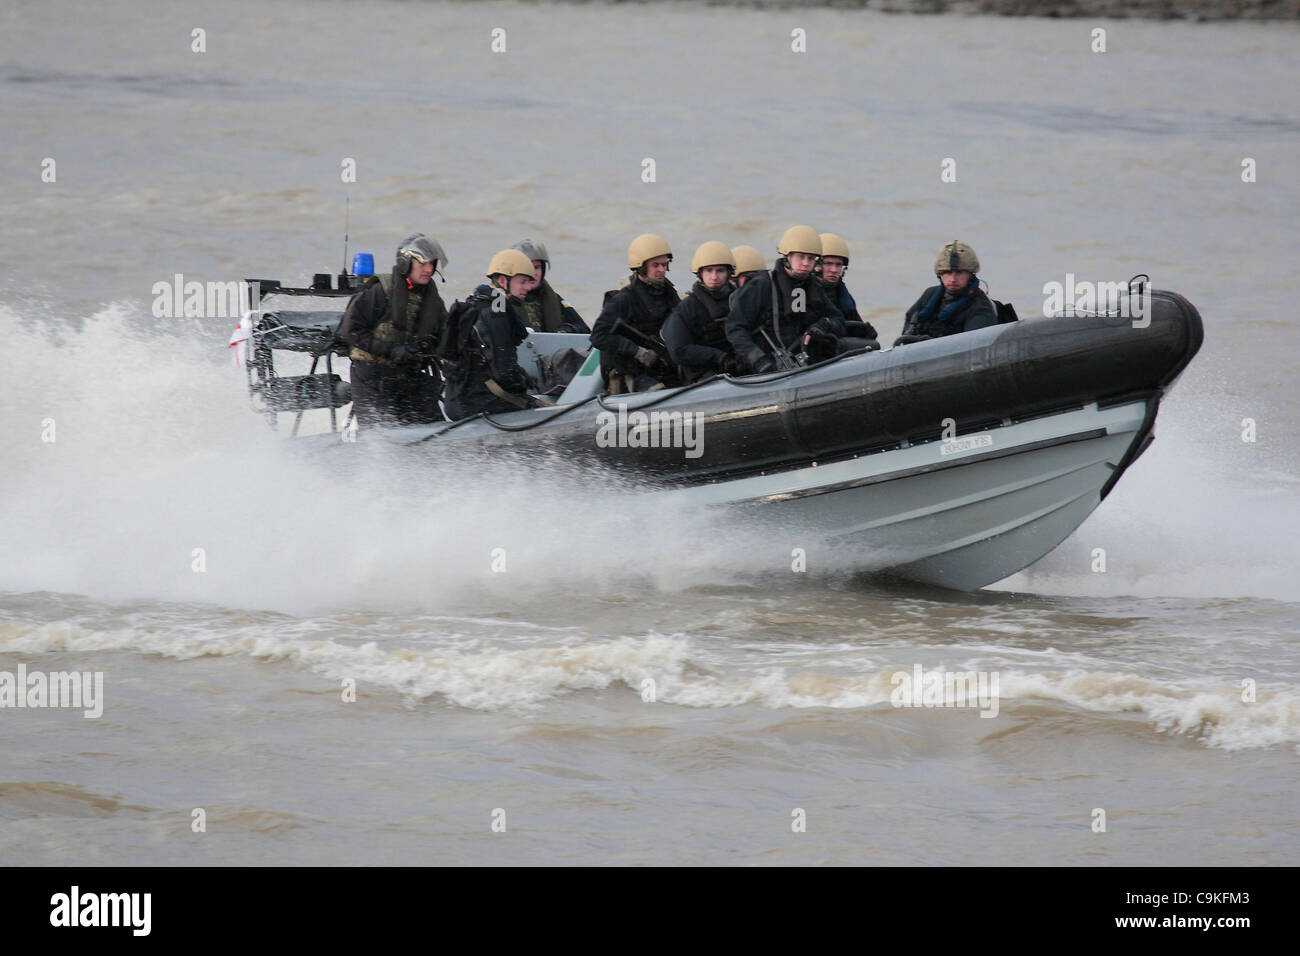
[
  {"left": 609, "top": 316, "right": 672, "bottom": 369},
  {"left": 759, "top": 328, "right": 798, "bottom": 370},
  {"left": 753, "top": 271, "right": 798, "bottom": 370},
  {"left": 399, "top": 335, "right": 439, "bottom": 375}
]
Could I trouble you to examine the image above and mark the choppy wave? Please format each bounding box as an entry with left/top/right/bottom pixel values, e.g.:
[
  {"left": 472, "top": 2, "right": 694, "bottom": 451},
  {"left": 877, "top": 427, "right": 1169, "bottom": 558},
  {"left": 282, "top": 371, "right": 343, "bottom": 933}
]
[{"left": 4, "top": 617, "right": 1295, "bottom": 753}]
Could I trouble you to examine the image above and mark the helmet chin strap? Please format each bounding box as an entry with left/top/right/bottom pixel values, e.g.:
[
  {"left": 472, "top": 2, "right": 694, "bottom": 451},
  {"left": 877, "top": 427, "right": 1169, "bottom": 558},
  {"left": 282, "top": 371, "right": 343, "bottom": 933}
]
[
  {"left": 783, "top": 256, "right": 813, "bottom": 279},
  {"left": 412, "top": 257, "right": 443, "bottom": 282},
  {"left": 635, "top": 265, "right": 667, "bottom": 288}
]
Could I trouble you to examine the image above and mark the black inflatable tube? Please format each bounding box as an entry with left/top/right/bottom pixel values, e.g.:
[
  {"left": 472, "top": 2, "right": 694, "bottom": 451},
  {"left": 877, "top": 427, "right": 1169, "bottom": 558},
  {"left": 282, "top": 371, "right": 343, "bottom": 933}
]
[{"left": 436, "top": 290, "right": 1204, "bottom": 486}]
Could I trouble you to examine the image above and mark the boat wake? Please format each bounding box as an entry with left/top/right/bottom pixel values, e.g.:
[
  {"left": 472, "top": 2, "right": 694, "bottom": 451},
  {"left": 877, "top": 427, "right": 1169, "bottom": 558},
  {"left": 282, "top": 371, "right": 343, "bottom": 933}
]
[{"left": 2, "top": 298, "right": 1296, "bottom": 607}]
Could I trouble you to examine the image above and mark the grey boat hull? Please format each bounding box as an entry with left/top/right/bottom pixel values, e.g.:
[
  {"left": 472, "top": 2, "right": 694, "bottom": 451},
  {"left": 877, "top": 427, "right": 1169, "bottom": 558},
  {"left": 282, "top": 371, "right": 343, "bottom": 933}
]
[{"left": 689, "top": 398, "right": 1152, "bottom": 590}]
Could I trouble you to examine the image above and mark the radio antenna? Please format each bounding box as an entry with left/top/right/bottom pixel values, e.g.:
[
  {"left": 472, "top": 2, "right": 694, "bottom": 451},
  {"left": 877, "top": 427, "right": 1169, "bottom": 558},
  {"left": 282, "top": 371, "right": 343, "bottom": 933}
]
[{"left": 342, "top": 195, "right": 350, "bottom": 274}]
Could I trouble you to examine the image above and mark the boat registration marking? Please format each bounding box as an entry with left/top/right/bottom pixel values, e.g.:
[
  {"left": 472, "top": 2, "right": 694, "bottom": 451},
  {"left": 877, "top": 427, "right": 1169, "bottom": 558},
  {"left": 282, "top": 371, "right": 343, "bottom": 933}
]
[{"left": 940, "top": 434, "right": 994, "bottom": 456}]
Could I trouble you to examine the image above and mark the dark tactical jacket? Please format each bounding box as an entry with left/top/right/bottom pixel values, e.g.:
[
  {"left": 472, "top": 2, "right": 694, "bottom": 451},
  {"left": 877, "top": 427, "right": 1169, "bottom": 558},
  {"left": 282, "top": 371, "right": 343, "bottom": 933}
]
[
  {"left": 340, "top": 269, "right": 447, "bottom": 365},
  {"left": 819, "top": 280, "right": 879, "bottom": 340},
  {"left": 521, "top": 279, "right": 588, "bottom": 334},
  {"left": 663, "top": 280, "right": 735, "bottom": 381},
  {"left": 442, "top": 287, "right": 532, "bottom": 419},
  {"left": 900, "top": 279, "right": 998, "bottom": 339},
  {"left": 725, "top": 266, "right": 845, "bottom": 366},
  {"left": 590, "top": 276, "right": 680, "bottom": 383}
]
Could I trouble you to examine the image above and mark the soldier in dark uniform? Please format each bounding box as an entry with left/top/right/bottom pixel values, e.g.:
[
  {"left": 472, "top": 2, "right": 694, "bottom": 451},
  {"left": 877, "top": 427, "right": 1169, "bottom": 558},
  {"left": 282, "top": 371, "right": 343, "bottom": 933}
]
[
  {"left": 339, "top": 233, "right": 449, "bottom": 427},
  {"left": 663, "top": 241, "right": 740, "bottom": 383},
  {"left": 441, "top": 250, "right": 541, "bottom": 420},
  {"left": 725, "top": 225, "right": 846, "bottom": 374},
  {"left": 817, "top": 232, "right": 880, "bottom": 348},
  {"left": 894, "top": 240, "right": 997, "bottom": 346},
  {"left": 590, "top": 233, "right": 681, "bottom": 393},
  {"left": 512, "top": 238, "right": 589, "bottom": 334}
]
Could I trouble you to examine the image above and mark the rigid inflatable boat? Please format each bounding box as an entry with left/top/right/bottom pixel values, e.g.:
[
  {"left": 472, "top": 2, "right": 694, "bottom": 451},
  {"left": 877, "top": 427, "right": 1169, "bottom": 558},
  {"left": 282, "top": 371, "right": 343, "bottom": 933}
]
[{"left": 242, "top": 274, "right": 1203, "bottom": 590}]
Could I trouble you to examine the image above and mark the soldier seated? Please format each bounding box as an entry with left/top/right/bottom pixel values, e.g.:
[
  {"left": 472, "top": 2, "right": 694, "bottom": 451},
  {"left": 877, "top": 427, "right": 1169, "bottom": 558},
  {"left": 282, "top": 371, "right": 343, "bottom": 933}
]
[
  {"left": 442, "top": 250, "right": 542, "bottom": 420},
  {"left": 590, "top": 234, "right": 682, "bottom": 393},
  {"left": 725, "top": 225, "right": 846, "bottom": 373},
  {"left": 512, "top": 238, "right": 589, "bottom": 334},
  {"left": 816, "top": 232, "right": 880, "bottom": 349},
  {"left": 894, "top": 240, "right": 997, "bottom": 347},
  {"left": 663, "top": 241, "right": 741, "bottom": 383}
]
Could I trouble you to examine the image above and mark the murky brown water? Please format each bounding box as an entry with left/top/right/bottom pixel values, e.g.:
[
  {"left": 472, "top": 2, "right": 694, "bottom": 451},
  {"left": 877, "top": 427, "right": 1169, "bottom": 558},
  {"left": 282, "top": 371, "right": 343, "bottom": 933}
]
[{"left": 2, "top": 0, "right": 1298, "bottom": 864}]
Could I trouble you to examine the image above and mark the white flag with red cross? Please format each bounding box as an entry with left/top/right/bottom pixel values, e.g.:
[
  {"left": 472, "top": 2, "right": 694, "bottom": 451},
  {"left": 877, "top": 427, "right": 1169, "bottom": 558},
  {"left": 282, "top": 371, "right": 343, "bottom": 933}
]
[{"left": 228, "top": 311, "right": 254, "bottom": 367}]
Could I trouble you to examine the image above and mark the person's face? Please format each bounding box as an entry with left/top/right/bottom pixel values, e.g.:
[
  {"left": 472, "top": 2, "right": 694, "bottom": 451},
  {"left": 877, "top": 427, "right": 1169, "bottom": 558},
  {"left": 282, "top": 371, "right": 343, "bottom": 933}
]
[
  {"left": 507, "top": 274, "right": 533, "bottom": 298},
  {"left": 737, "top": 272, "right": 758, "bottom": 288},
  {"left": 940, "top": 269, "right": 972, "bottom": 293},
  {"left": 785, "top": 252, "right": 817, "bottom": 277},
  {"left": 641, "top": 255, "right": 670, "bottom": 282},
  {"left": 531, "top": 260, "right": 545, "bottom": 284},
  {"left": 700, "top": 265, "right": 730, "bottom": 289},
  {"left": 820, "top": 256, "right": 846, "bottom": 284},
  {"left": 409, "top": 258, "right": 435, "bottom": 285}
]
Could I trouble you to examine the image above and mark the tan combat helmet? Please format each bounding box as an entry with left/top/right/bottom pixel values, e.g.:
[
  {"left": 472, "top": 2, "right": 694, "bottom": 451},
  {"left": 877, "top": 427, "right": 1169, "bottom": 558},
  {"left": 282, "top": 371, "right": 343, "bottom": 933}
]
[
  {"left": 819, "top": 233, "right": 850, "bottom": 263},
  {"left": 935, "top": 240, "right": 980, "bottom": 275},
  {"left": 731, "top": 245, "right": 766, "bottom": 275},
  {"left": 628, "top": 233, "right": 673, "bottom": 270},
  {"left": 487, "top": 249, "right": 536, "bottom": 280},
  {"left": 777, "top": 225, "right": 822, "bottom": 258},
  {"left": 690, "top": 241, "right": 737, "bottom": 274}
]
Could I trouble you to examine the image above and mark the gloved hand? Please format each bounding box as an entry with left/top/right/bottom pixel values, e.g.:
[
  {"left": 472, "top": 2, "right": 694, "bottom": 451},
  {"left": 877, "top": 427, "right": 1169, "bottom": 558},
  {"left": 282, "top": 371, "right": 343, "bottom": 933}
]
[
  {"left": 401, "top": 338, "right": 436, "bottom": 370},
  {"left": 388, "top": 343, "right": 411, "bottom": 365},
  {"left": 893, "top": 334, "right": 933, "bottom": 347},
  {"left": 803, "top": 319, "right": 839, "bottom": 362},
  {"left": 807, "top": 317, "right": 838, "bottom": 339},
  {"left": 751, "top": 354, "right": 777, "bottom": 374},
  {"left": 844, "top": 319, "right": 879, "bottom": 340},
  {"left": 634, "top": 347, "right": 659, "bottom": 367},
  {"left": 804, "top": 318, "right": 839, "bottom": 351},
  {"left": 862, "top": 338, "right": 882, "bottom": 352}
]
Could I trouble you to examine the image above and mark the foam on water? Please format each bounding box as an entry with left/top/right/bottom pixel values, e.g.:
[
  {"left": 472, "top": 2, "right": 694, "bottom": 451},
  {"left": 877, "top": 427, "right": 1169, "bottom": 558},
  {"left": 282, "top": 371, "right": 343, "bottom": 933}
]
[
  {"left": 0, "top": 300, "right": 811, "bottom": 614},
  {"left": 3, "top": 614, "right": 1295, "bottom": 752},
  {"left": 1000, "top": 421, "right": 1300, "bottom": 602}
]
